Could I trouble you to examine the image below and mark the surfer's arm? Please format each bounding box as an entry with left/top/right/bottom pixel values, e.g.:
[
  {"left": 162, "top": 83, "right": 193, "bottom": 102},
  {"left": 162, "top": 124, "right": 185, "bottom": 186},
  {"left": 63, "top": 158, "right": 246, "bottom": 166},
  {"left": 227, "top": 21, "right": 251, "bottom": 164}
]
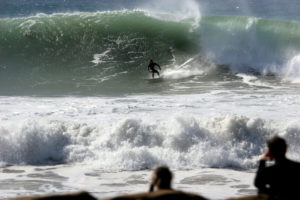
[{"left": 155, "top": 63, "right": 161, "bottom": 70}]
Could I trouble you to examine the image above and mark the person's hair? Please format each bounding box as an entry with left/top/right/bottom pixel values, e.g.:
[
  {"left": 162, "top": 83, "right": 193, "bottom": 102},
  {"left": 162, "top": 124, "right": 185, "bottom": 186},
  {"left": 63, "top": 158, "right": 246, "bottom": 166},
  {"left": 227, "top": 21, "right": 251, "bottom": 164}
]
[
  {"left": 267, "top": 136, "right": 287, "bottom": 159},
  {"left": 154, "top": 166, "right": 172, "bottom": 189}
]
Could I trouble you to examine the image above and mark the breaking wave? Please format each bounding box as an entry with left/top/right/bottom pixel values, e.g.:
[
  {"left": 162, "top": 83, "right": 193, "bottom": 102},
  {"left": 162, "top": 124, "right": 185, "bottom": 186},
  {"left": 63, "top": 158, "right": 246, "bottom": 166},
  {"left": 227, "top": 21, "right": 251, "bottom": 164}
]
[
  {"left": 1, "top": 115, "right": 300, "bottom": 170},
  {"left": 1, "top": 10, "right": 300, "bottom": 95}
]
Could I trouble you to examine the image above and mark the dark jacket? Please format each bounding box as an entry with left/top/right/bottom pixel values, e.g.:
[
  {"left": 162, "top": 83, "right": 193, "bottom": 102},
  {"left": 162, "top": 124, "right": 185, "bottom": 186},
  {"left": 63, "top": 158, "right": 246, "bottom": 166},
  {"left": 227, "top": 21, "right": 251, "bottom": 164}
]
[{"left": 254, "top": 158, "right": 300, "bottom": 199}]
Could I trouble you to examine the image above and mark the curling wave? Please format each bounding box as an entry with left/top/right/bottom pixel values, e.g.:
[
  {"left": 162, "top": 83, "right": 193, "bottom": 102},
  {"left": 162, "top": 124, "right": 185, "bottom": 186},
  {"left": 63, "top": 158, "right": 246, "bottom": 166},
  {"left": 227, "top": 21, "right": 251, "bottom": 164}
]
[{"left": 1, "top": 11, "right": 300, "bottom": 95}]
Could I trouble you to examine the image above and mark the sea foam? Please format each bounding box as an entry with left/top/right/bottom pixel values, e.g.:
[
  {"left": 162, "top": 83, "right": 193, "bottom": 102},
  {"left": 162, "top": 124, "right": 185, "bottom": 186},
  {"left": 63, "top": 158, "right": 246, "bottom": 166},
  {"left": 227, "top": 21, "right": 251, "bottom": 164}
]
[{"left": 1, "top": 113, "right": 299, "bottom": 170}]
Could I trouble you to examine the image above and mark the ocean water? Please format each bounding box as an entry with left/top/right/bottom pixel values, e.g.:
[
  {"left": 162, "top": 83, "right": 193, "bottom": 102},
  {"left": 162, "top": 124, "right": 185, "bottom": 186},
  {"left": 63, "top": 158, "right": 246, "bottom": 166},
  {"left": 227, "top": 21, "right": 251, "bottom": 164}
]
[{"left": 1, "top": 0, "right": 300, "bottom": 199}]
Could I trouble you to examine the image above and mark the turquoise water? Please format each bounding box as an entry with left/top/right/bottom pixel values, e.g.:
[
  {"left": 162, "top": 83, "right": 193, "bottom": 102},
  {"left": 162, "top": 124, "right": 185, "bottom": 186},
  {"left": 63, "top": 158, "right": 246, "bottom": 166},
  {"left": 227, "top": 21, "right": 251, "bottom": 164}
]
[{"left": 1, "top": 8, "right": 300, "bottom": 95}]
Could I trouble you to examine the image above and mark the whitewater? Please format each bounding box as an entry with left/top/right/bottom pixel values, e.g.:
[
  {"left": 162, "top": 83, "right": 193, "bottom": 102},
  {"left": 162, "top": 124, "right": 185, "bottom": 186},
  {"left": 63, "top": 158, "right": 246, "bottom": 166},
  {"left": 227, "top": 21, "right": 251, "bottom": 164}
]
[{"left": 1, "top": 0, "right": 300, "bottom": 199}]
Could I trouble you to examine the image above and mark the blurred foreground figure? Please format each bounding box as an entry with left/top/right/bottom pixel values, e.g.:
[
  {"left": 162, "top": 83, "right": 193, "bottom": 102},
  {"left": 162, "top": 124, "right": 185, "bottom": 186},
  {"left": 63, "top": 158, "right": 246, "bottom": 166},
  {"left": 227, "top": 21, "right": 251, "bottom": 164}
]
[
  {"left": 108, "top": 166, "right": 207, "bottom": 200},
  {"left": 254, "top": 136, "right": 300, "bottom": 199},
  {"left": 9, "top": 191, "right": 96, "bottom": 200},
  {"left": 149, "top": 166, "right": 173, "bottom": 192}
]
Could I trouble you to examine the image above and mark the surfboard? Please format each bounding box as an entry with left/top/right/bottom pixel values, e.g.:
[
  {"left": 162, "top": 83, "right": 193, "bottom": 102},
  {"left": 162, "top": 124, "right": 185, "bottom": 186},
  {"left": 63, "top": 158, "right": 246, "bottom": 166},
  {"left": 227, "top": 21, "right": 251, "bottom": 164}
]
[{"left": 145, "top": 75, "right": 164, "bottom": 82}]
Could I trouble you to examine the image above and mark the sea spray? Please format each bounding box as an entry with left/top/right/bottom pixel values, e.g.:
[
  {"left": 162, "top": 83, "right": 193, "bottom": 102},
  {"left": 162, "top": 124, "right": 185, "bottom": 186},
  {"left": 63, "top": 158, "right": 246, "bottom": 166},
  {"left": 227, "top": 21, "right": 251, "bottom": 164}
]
[
  {"left": 282, "top": 54, "right": 300, "bottom": 83},
  {"left": 1, "top": 114, "right": 299, "bottom": 170},
  {"left": 199, "top": 16, "right": 300, "bottom": 74},
  {"left": 138, "top": 0, "right": 201, "bottom": 29},
  {"left": 0, "top": 120, "right": 69, "bottom": 165}
]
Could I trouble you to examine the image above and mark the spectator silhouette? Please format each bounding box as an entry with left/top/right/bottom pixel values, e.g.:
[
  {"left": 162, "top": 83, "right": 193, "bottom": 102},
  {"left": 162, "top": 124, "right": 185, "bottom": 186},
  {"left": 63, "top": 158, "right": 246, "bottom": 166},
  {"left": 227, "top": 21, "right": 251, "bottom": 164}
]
[
  {"left": 10, "top": 166, "right": 208, "bottom": 200},
  {"left": 149, "top": 166, "right": 173, "bottom": 192},
  {"left": 254, "top": 136, "right": 300, "bottom": 199}
]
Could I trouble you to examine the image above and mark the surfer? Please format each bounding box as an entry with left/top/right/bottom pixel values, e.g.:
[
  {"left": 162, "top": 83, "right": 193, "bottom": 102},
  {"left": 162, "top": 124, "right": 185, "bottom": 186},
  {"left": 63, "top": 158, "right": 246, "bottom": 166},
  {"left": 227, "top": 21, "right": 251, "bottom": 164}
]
[{"left": 148, "top": 59, "right": 161, "bottom": 78}]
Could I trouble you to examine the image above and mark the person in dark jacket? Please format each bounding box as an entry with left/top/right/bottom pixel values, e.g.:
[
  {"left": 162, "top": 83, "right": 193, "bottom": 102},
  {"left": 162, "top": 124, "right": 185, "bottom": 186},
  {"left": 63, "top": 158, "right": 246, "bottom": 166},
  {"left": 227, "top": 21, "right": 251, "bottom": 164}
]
[{"left": 254, "top": 136, "right": 300, "bottom": 199}]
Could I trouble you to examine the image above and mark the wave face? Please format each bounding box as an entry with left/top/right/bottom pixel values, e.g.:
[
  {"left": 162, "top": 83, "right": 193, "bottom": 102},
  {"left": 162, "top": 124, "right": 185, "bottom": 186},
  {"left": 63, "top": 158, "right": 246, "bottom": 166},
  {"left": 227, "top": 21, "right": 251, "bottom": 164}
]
[
  {"left": 0, "top": 11, "right": 196, "bottom": 95},
  {"left": 1, "top": 115, "right": 300, "bottom": 170},
  {"left": 1, "top": 11, "right": 300, "bottom": 95}
]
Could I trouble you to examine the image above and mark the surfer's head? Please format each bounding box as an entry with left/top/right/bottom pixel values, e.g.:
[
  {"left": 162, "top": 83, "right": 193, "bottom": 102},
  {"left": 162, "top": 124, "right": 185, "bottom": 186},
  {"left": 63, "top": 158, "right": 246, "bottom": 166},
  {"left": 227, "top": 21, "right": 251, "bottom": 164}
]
[{"left": 150, "top": 59, "right": 153, "bottom": 63}]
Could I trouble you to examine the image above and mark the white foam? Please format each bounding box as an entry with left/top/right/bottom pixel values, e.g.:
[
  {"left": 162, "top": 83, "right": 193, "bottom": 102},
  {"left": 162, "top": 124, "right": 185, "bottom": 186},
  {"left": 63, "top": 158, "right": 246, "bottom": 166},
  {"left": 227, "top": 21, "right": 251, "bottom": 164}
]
[
  {"left": 161, "top": 55, "right": 214, "bottom": 80},
  {"left": 198, "top": 16, "right": 300, "bottom": 82},
  {"left": 138, "top": 0, "right": 201, "bottom": 28},
  {"left": 1, "top": 95, "right": 300, "bottom": 169},
  {"left": 162, "top": 68, "right": 204, "bottom": 79},
  {"left": 282, "top": 54, "right": 300, "bottom": 83},
  {"left": 91, "top": 49, "right": 111, "bottom": 65},
  {"left": 0, "top": 120, "right": 69, "bottom": 165},
  {"left": 236, "top": 73, "right": 274, "bottom": 88},
  {"left": 19, "top": 19, "right": 37, "bottom": 36}
]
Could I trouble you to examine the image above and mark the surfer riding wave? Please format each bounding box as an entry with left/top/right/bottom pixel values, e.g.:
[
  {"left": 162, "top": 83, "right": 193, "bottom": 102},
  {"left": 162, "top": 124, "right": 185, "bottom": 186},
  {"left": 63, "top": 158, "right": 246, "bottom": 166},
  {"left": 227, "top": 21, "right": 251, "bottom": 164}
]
[{"left": 148, "top": 59, "right": 161, "bottom": 78}]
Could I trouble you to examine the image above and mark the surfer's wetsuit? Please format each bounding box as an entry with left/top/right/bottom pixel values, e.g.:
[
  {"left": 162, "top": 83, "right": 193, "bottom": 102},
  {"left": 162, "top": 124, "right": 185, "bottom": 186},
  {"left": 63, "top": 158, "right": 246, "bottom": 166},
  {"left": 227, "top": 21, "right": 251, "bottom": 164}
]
[
  {"left": 254, "top": 158, "right": 300, "bottom": 199},
  {"left": 148, "top": 60, "right": 161, "bottom": 78}
]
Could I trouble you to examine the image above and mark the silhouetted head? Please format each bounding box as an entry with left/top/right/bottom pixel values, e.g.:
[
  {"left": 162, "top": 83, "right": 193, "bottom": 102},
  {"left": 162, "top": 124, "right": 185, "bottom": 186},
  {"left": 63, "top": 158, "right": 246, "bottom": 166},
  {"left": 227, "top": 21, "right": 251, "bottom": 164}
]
[
  {"left": 152, "top": 166, "right": 172, "bottom": 190},
  {"left": 267, "top": 136, "right": 287, "bottom": 160},
  {"left": 150, "top": 59, "right": 153, "bottom": 63}
]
